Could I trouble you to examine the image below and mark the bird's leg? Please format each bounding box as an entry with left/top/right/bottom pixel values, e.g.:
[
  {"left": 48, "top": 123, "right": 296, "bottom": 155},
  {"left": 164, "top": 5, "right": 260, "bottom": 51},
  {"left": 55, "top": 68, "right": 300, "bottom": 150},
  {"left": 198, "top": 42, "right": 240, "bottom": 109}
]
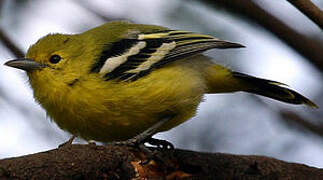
[
  {"left": 109, "top": 117, "right": 175, "bottom": 163},
  {"left": 58, "top": 135, "right": 75, "bottom": 148},
  {"left": 111, "top": 116, "right": 173, "bottom": 147}
]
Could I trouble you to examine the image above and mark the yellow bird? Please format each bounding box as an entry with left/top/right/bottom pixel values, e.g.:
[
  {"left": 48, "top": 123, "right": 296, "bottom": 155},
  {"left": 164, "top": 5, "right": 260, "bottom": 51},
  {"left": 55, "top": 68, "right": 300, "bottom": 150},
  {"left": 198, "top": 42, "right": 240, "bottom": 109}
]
[{"left": 4, "top": 21, "right": 317, "bottom": 148}]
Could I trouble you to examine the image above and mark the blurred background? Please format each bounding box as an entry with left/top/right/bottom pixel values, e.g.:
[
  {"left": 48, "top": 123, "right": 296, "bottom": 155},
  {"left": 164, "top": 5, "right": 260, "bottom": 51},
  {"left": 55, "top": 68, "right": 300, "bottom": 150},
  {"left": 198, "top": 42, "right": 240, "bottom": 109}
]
[{"left": 0, "top": 0, "right": 322, "bottom": 167}]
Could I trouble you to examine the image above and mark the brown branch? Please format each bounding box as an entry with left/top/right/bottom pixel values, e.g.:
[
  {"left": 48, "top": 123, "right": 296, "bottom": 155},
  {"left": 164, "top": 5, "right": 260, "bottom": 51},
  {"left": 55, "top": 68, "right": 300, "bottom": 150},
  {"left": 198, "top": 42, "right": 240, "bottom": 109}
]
[
  {"left": 280, "top": 110, "right": 323, "bottom": 137},
  {"left": 202, "top": 0, "right": 323, "bottom": 71},
  {"left": 287, "top": 0, "right": 323, "bottom": 30},
  {"left": 0, "top": 28, "right": 25, "bottom": 58},
  {"left": 0, "top": 144, "right": 322, "bottom": 179},
  {"left": 250, "top": 95, "right": 323, "bottom": 139}
]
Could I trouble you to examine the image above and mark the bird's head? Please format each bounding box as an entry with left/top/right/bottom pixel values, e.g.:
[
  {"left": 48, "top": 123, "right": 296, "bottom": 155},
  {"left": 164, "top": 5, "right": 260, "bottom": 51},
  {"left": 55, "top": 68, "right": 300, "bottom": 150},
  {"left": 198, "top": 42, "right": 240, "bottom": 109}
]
[{"left": 4, "top": 33, "right": 95, "bottom": 87}]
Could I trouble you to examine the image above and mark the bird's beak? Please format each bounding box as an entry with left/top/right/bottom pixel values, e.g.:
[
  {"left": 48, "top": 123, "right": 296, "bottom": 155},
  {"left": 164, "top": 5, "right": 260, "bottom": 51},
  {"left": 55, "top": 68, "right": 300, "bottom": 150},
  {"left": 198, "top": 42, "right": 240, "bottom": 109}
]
[{"left": 4, "top": 58, "right": 47, "bottom": 71}]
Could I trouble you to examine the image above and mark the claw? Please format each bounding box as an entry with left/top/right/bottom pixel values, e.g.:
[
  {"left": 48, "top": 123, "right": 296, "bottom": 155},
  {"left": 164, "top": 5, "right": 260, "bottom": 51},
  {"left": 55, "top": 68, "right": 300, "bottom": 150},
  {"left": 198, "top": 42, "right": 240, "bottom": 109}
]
[
  {"left": 146, "top": 138, "right": 174, "bottom": 151},
  {"left": 107, "top": 117, "right": 175, "bottom": 164}
]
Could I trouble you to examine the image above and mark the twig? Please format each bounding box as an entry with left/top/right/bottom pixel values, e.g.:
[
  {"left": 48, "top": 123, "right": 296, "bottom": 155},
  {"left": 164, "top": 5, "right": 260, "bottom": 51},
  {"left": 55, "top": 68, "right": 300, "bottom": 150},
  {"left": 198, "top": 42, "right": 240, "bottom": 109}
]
[
  {"left": 0, "top": 28, "right": 59, "bottom": 142},
  {"left": 248, "top": 94, "right": 323, "bottom": 139},
  {"left": 201, "top": 0, "right": 323, "bottom": 72},
  {"left": 280, "top": 110, "right": 323, "bottom": 137},
  {"left": 287, "top": 0, "right": 323, "bottom": 30},
  {"left": 0, "top": 28, "right": 25, "bottom": 58}
]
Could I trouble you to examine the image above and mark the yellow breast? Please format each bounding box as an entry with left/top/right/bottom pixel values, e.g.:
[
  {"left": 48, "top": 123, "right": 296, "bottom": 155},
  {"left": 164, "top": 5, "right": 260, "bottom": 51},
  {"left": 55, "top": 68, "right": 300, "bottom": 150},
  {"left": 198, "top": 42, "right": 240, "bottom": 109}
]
[{"left": 28, "top": 57, "right": 209, "bottom": 142}]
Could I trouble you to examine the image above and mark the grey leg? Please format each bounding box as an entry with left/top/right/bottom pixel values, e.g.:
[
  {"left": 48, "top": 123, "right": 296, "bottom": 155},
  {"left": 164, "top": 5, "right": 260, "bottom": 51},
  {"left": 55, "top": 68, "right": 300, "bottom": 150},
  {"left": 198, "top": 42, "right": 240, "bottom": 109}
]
[{"left": 59, "top": 135, "right": 76, "bottom": 148}]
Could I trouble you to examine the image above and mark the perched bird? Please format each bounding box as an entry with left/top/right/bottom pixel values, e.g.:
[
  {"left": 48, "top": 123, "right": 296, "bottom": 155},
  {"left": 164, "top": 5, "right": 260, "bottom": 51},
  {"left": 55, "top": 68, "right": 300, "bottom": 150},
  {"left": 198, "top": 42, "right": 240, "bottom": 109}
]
[{"left": 4, "top": 21, "right": 317, "bottom": 148}]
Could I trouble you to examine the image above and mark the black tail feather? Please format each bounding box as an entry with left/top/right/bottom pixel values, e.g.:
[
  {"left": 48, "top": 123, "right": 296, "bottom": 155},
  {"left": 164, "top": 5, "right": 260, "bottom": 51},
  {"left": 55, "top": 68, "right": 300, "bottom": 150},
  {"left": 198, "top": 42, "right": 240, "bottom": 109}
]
[{"left": 233, "top": 72, "right": 318, "bottom": 108}]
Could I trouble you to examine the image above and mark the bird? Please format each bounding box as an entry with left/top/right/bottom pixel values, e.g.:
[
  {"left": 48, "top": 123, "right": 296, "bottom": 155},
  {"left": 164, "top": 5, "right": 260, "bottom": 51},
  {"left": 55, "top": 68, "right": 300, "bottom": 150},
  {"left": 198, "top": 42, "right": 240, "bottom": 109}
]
[{"left": 4, "top": 21, "right": 317, "bottom": 149}]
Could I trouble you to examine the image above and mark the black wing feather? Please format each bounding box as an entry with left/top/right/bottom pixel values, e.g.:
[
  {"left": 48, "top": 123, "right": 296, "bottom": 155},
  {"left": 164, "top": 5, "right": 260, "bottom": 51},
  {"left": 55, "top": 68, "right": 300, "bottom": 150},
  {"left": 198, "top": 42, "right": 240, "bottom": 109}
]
[{"left": 92, "top": 30, "right": 244, "bottom": 81}]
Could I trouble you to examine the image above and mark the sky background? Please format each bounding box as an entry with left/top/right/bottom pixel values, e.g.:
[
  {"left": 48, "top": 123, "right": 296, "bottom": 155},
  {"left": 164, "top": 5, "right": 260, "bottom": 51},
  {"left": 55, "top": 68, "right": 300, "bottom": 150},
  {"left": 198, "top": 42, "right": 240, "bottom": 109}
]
[{"left": 0, "top": 0, "right": 322, "bottom": 168}]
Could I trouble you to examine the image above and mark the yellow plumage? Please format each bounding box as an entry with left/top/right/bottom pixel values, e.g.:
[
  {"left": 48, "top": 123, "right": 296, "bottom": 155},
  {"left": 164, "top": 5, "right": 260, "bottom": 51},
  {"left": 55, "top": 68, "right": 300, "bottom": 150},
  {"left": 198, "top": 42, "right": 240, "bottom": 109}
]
[
  {"left": 5, "top": 21, "right": 317, "bottom": 143},
  {"left": 28, "top": 55, "right": 209, "bottom": 141}
]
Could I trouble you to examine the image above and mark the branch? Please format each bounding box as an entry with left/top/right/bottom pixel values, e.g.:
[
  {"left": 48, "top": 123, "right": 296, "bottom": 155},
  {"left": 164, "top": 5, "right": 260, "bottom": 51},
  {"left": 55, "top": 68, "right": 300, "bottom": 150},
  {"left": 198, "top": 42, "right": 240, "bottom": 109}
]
[
  {"left": 0, "top": 28, "right": 25, "bottom": 58},
  {"left": 249, "top": 95, "right": 323, "bottom": 139},
  {"left": 201, "top": 0, "right": 323, "bottom": 71},
  {"left": 287, "top": 0, "right": 323, "bottom": 30},
  {"left": 280, "top": 110, "right": 323, "bottom": 137},
  {"left": 0, "top": 144, "right": 322, "bottom": 179}
]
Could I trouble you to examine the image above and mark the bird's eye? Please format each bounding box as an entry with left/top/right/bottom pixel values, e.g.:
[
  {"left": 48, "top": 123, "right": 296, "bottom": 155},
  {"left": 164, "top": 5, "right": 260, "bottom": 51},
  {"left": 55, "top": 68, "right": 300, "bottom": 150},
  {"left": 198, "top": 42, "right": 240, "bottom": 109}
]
[{"left": 49, "top": 55, "right": 61, "bottom": 64}]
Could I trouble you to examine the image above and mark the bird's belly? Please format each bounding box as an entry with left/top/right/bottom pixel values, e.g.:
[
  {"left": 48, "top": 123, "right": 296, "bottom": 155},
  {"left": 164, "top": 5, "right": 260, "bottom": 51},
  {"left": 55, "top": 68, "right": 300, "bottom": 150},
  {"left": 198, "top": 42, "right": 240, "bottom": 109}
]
[
  {"left": 47, "top": 94, "right": 204, "bottom": 142},
  {"left": 55, "top": 111, "right": 196, "bottom": 142},
  {"left": 40, "top": 60, "right": 208, "bottom": 142},
  {"left": 51, "top": 91, "right": 204, "bottom": 142}
]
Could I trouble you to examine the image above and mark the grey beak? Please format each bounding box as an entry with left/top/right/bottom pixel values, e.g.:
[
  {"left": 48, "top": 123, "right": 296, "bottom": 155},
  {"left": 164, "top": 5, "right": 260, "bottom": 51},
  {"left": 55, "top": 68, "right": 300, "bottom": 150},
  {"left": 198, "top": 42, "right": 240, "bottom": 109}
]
[{"left": 4, "top": 58, "right": 47, "bottom": 71}]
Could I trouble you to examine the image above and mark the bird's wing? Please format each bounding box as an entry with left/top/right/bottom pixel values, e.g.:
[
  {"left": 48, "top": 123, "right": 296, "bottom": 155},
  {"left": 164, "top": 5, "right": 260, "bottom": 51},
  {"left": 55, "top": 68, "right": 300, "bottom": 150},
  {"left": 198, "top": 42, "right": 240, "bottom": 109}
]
[{"left": 92, "top": 29, "right": 244, "bottom": 81}]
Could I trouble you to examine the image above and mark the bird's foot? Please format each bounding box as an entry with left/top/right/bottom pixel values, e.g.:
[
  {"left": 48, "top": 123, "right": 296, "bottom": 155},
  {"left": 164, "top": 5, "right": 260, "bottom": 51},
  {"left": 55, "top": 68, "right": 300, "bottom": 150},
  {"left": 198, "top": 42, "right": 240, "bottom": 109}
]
[
  {"left": 139, "top": 138, "right": 175, "bottom": 165},
  {"left": 109, "top": 116, "right": 173, "bottom": 148},
  {"left": 108, "top": 117, "right": 175, "bottom": 164},
  {"left": 110, "top": 137, "right": 174, "bottom": 165},
  {"left": 146, "top": 137, "right": 174, "bottom": 151}
]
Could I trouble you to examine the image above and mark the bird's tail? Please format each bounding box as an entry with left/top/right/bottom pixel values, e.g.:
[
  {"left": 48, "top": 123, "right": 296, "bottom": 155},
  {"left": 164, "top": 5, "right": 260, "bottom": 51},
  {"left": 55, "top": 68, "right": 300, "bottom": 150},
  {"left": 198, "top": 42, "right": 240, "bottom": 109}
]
[
  {"left": 232, "top": 72, "right": 317, "bottom": 108},
  {"left": 205, "top": 65, "right": 317, "bottom": 108}
]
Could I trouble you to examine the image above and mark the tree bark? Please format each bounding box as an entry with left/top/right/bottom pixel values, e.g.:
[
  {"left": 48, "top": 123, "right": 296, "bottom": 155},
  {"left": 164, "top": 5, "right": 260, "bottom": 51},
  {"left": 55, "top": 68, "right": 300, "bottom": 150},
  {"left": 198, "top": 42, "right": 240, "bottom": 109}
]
[{"left": 0, "top": 144, "right": 322, "bottom": 179}]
